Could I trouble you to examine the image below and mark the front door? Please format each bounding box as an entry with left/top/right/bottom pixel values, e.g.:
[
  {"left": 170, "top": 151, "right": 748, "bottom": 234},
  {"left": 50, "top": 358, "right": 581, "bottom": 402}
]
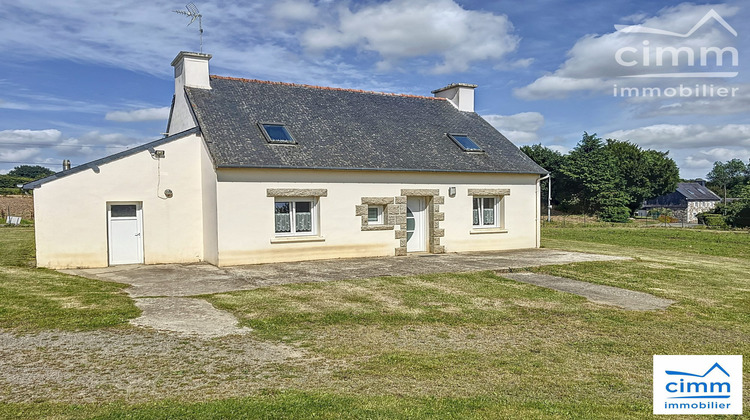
[
  {"left": 107, "top": 203, "right": 144, "bottom": 265},
  {"left": 406, "top": 197, "right": 426, "bottom": 252}
]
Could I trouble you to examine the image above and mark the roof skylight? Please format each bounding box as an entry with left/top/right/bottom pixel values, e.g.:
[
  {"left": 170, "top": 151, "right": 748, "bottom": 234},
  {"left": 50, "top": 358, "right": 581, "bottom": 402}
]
[
  {"left": 448, "top": 133, "right": 482, "bottom": 152},
  {"left": 259, "top": 123, "right": 296, "bottom": 144}
]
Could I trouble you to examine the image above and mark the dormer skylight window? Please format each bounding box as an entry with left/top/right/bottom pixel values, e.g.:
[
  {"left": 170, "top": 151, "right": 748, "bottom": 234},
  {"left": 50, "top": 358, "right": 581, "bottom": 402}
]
[
  {"left": 447, "top": 133, "right": 482, "bottom": 152},
  {"left": 259, "top": 123, "right": 296, "bottom": 144}
]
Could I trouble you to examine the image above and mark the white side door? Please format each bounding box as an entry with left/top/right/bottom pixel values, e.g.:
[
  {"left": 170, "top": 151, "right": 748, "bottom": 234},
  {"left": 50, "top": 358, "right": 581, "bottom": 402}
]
[
  {"left": 107, "top": 203, "right": 144, "bottom": 265},
  {"left": 406, "top": 197, "right": 426, "bottom": 252}
]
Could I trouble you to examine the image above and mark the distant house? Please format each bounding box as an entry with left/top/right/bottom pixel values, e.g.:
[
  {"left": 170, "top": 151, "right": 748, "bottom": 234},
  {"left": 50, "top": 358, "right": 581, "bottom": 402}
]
[
  {"left": 24, "top": 51, "right": 547, "bottom": 269},
  {"left": 641, "top": 181, "right": 721, "bottom": 223}
]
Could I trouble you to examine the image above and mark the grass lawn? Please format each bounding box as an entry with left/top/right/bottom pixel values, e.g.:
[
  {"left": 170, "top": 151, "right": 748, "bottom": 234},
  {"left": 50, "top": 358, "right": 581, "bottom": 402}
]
[
  {"left": 0, "top": 225, "right": 748, "bottom": 419},
  {"left": 0, "top": 227, "right": 139, "bottom": 331}
]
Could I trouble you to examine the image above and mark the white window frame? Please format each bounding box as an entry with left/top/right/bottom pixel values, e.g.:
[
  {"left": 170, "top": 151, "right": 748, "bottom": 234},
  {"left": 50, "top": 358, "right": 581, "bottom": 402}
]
[
  {"left": 472, "top": 196, "right": 503, "bottom": 228},
  {"left": 367, "top": 205, "right": 384, "bottom": 225},
  {"left": 274, "top": 197, "right": 318, "bottom": 237}
]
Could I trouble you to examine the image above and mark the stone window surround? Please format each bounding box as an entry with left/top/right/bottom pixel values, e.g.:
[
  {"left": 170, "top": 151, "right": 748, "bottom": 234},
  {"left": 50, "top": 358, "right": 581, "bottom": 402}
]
[
  {"left": 355, "top": 190, "right": 445, "bottom": 256},
  {"left": 467, "top": 188, "right": 510, "bottom": 197},
  {"left": 267, "top": 189, "right": 327, "bottom": 242},
  {"left": 356, "top": 197, "right": 397, "bottom": 231},
  {"left": 267, "top": 188, "right": 328, "bottom": 197}
]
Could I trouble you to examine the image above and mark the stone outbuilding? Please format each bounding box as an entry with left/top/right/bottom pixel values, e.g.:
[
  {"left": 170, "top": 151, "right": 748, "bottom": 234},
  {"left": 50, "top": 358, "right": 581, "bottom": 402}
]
[{"left": 642, "top": 181, "right": 721, "bottom": 223}]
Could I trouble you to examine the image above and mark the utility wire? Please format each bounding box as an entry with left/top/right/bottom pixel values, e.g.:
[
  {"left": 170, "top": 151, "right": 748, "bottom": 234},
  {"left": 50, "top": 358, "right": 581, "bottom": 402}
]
[
  {"left": 0, "top": 142, "right": 131, "bottom": 149},
  {"left": 0, "top": 161, "right": 61, "bottom": 166}
]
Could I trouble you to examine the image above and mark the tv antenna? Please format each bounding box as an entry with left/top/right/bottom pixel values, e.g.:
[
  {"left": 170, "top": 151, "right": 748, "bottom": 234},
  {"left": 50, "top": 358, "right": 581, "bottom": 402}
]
[{"left": 173, "top": 3, "right": 204, "bottom": 53}]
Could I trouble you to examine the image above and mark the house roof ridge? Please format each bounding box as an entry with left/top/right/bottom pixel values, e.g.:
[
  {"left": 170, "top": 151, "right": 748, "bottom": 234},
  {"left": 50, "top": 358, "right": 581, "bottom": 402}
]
[{"left": 210, "top": 75, "right": 447, "bottom": 101}]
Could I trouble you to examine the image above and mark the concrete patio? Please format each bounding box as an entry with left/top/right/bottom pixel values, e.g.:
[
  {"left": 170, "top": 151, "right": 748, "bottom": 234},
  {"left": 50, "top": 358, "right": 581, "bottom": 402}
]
[{"left": 63, "top": 248, "right": 628, "bottom": 297}]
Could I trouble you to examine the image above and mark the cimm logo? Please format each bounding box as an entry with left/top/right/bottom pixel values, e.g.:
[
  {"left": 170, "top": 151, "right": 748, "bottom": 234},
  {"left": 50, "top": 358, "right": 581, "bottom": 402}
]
[
  {"left": 654, "top": 355, "right": 743, "bottom": 415},
  {"left": 666, "top": 362, "right": 731, "bottom": 400},
  {"left": 614, "top": 9, "right": 739, "bottom": 78}
]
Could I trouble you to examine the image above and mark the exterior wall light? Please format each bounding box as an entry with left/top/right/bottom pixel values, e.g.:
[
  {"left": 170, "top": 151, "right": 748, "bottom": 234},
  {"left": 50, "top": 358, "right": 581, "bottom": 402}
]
[{"left": 448, "top": 187, "right": 456, "bottom": 197}]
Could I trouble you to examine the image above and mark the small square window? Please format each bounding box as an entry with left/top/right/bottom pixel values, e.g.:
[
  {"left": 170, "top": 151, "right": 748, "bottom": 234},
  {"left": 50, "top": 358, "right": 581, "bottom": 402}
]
[
  {"left": 259, "top": 123, "right": 296, "bottom": 144},
  {"left": 367, "top": 206, "right": 384, "bottom": 225},
  {"left": 448, "top": 133, "right": 483, "bottom": 152}
]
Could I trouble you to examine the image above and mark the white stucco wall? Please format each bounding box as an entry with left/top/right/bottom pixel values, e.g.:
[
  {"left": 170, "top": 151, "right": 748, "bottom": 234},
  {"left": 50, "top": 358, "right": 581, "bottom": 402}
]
[
  {"left": 33, "top": 142, "right": 541, "bottom": 268},
  {"left": 200, "top": 139, "right": 219, "bottom": 265},
  {"left": 33, "top": 133, "right": 209, "bottom": 268},
  {"left": 214, "top": 168, "right": 540, "bottom": 266}
]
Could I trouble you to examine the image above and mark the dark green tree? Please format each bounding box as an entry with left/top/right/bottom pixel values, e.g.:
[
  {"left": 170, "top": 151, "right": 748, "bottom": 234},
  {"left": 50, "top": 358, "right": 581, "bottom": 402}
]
[
  {"left": 713, "top": 184, "right": 750, "bottom": 227},
  {"left": 560, "top": 132, "right": 624, "bottom": 214},
  {"left": 706, "top": 159, "right": 749, "bottom": 203},
  {"left": 520, "top": 144, "right": 570, "bottom": 206},
  {"left": 520, "top": 133, "right": 679, "bottom": 222},
  {"left": 7, "top": 165, "right": 54, "bottom": 180},
  {"left": 604, "top": 140, "right": 679, "bottom": 213}
]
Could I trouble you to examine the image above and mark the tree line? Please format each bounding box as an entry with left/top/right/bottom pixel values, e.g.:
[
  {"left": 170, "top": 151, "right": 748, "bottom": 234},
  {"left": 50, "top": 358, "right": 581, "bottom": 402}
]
[
  {"left": 521, "top": 132, "right": 680, "bottom": 222},
  {"left": 0, "top": 165, "right": 54, "bottom": 194}
]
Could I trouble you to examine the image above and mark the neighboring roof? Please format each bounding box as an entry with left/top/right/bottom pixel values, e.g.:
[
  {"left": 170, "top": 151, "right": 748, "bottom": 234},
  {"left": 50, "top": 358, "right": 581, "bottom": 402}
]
[
  {"left": 642, "top": 182, "right": 721, "bottom": 208},
  {"left": 676, "top": 182, "right": 721, "bottom": 201},
  {"left": 185, "top": 76, "right": 547, "bottom": 174},
  {"left": 23, "top": 127, "right": 200, "bottom": 190}
]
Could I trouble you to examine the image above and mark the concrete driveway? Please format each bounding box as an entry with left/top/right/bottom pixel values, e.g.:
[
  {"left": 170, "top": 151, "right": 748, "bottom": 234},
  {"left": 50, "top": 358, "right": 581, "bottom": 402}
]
[{"left": 64, "top": 249, "right": 632, "bottom": 337}]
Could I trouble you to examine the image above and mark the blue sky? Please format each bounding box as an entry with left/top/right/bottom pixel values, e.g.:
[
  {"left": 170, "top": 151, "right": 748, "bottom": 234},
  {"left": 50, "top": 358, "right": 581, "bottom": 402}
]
[{"left": 1, "top": 0, "right": 748, "bottom": 179}]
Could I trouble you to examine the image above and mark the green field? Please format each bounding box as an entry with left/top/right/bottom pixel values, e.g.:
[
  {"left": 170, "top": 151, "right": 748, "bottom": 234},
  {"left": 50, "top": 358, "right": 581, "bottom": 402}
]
[{"left": 0, "top": 225, "right": 748, "bottom": 419}]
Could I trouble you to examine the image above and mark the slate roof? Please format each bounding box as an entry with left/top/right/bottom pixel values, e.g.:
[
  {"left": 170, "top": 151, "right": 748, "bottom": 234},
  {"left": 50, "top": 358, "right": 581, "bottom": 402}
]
[
  {"left": 676, "top": 182, "right": 721, "bottom": 201},
  {"left": 185, "top": 76, "right": 547, "bottom": 174},
  {"left": 642, "top": 182, "right": 720, "bottom": 208}
]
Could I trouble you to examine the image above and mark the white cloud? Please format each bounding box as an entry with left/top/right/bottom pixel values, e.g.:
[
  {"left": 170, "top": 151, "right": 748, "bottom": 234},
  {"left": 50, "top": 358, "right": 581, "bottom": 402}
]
[
  {"left": 0, "top": 128, "right": 149, "bottom": 172},
  {"left": 547, "top": 144, "right": 570, "bottom": 154},
  {"left": 0, "top": 0, "right": 346, "bottom": 84},
  {"left": 105, "top": 107, "right": 170, "bottom": 122},
  {"left": 0, "top": 148, "right": 41, "bottom": 163},
  {"left": 270, "top": 0, "right": 319, "bottom": 21},
  {"left": 515, "top": 3, "right": 740, "bottom": 100},
  {"left": 680, "top": 147, "right": 750, "bottom": 178},
  {"left": 483, "top": 112, "right": 544, "bottom": 143},
  {"left": 605, "top": 124, "right": 750, "bottom": 149},
  {"left": 0, "top": 130, "right": 59, "bottom": 166},
  {"left": 688, "top": 147, "right": 750, "bottom": 163},
  {"left": 301, "top": 0, "right": 519, "bottom": 74},
  {"left": 619, "top": 83, "right": 750, "bottom": 117},
  {"left": 0, "top": 99, "right": 31, "bottom": 110},
  {"left": 0, "top": 129, "right": 63, "bottom": 144}
]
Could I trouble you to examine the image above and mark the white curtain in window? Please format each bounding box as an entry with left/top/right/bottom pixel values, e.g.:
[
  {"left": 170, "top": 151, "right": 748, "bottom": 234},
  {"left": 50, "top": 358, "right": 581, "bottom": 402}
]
[
  {"left": 483, "top": 207, "right": 495, "bottom": 225},
  {"left": 295, "top": 212, "right": 312, "bottom": 232},
  {"left": 275, "top": 214, "right": 291, "bottom": 233},
  {"left": 483, "top": 198, "right": 495, "bottom": 225}
]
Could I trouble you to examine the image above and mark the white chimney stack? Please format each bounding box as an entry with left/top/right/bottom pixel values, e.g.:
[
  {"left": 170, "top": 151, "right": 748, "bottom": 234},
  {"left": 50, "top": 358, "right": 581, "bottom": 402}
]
[
  {"left": 432, "top": 83, "right": 477, "bottom": 112},
  {"left": 167, "top": 51, "right": 212, "bottom": 135}
]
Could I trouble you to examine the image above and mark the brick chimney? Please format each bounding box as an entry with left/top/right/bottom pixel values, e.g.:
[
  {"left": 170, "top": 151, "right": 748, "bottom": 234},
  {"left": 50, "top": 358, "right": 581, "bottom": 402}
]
[
  {"left": 432, "top": 83, "right": 477, "bottom": 112},
  {"left": 167, "top": 51, "right": 212, "bottom": 135}
]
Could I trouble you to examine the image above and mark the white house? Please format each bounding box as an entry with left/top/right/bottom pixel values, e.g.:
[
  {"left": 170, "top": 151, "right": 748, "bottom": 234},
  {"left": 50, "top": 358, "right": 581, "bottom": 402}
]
[{"left": 25, "top": 51, "right": 547, "bottom": 269}]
